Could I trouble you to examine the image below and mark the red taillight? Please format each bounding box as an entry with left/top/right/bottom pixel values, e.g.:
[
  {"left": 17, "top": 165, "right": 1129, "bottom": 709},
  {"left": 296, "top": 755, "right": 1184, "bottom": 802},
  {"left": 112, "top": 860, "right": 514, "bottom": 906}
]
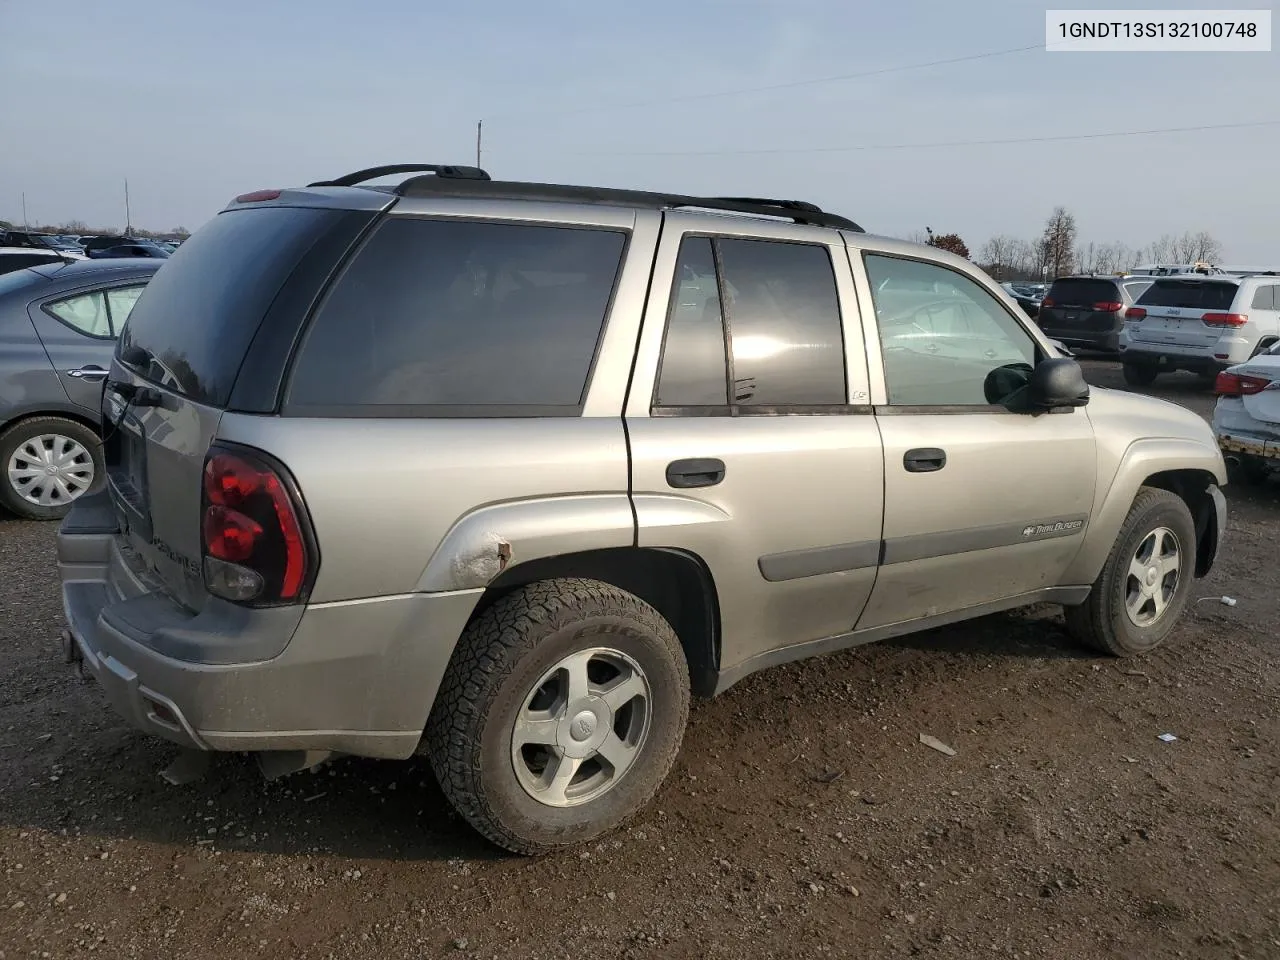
[
  {"left": 1125, "top": 307, "right": 1147, "bottom": 320},
  {"left": 1041, "top": 298, "right": 1056, "bottom": 308},
  {"left": 1202, "top": 312, "right": 1248, "bottom": 327},
  {"left": 1214, "top": 372, "right": 1272, "bottom": 396},
  {"left": 1094, "top": 301, "right": 1124, "bottom": 313},
  {"left": 234, "top": 189, "right": 282, "bottom": 203},
  {"left": 201, "top": 447, "right": 314, "bottom": 605}
]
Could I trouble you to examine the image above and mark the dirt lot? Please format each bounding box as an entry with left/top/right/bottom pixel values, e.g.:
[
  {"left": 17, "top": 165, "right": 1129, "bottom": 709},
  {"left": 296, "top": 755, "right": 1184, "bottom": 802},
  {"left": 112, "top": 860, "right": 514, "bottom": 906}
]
[{"left": 1, "top": 360, "right": 1277, "bottom": 960}]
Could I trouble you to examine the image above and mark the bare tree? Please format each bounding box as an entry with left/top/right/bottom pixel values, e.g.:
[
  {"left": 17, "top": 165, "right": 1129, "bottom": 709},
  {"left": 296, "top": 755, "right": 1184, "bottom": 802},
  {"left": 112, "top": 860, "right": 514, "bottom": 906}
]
[
  {"left": 903, "top": 229, "right": 929, "bottom": 245},
  {"left": 1041, "top": 207, "right": 1077, "bottom": 279},
  {"left": 978, "top": 235, "right": 1019, "bottom": 278},
  {"left": 1172, "top": 230, "right": 1223, "bottom": 263},
  {"left": 1147, "top": 234, "right": 1176, "bottom": 263}
]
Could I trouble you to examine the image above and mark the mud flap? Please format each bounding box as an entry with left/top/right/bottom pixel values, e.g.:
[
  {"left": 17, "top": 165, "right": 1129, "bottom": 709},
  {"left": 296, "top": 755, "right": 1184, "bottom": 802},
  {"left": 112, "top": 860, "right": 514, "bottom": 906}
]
[
  {"left": 159, "top": 749, "right": 212, "bottom": 786},
  {"left": 256, "top": 750, "right": 334, "bottom": 780}
]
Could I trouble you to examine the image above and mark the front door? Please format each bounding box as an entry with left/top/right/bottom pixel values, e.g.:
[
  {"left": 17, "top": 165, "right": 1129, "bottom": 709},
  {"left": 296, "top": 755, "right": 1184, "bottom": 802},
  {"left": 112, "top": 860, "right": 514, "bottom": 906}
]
[
  {"left": 625, "top": 212, "right": 885, "bottom": 674},
  {"left": 851, "top": 248, "right": 1097, "bottom": 629},
  {"left": 29, "top": 283, "right": 146, "bottom": 414}
]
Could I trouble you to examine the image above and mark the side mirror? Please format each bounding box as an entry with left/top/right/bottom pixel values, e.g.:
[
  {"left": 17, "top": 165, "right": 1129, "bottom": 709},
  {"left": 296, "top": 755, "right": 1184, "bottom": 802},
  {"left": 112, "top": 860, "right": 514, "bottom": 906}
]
[{"left": 1027, "top": 357, "right": 1089, "bottom": 411}]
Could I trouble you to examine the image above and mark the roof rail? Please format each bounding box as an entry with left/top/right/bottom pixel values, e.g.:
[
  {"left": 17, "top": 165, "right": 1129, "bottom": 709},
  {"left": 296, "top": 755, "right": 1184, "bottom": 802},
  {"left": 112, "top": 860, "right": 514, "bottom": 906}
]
[
  {"left": 393, "top": 177, "right": 863, "bottom": 231},
  {"left": 308, "top": 163, "right": 491, "bottom": 188}
]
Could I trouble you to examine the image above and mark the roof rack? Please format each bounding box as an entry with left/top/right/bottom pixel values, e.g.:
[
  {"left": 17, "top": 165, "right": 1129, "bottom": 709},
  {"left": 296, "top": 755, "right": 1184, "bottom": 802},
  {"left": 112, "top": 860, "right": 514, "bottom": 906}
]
[
  {"left": 390, "top": 173, "right": 863, "bottom": 231},
  {"left": 307, "top": 163, "right": 492, "bottom": 187}
]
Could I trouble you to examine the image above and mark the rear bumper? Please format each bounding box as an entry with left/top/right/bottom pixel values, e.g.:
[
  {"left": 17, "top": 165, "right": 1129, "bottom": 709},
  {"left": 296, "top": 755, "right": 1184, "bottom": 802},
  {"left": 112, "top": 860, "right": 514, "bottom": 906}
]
[
  {"left": 1118, "top": 343, "right": 1229, "bottom": 373},
  {"left": 57, "top": 493, "right": 481, "bottom": 760},
  {"left": 1217, "top": 431, "right": 1280, "bottom": 461},
  {"left": 1040, "top": 327, "right": 1121, "bottom": 352}
]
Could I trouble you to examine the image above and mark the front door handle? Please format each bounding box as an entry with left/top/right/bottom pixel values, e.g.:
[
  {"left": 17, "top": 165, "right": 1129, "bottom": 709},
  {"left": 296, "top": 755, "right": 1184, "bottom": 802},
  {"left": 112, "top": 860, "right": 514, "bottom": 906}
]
[
  {"left": 666, "top": 458, "right": 726, "bottom": 489},
  {"left": 903, "top": 448, "right": 946, "bottom": 473},
  {"left": 66, "top": 365, "right": 108, "bottom": 382}
]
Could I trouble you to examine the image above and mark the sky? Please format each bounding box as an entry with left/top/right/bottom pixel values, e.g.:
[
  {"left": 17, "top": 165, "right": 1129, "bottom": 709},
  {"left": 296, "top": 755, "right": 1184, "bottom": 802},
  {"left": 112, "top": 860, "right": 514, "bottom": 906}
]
[{"left": 2, "top": 1, "right": 1278, "bottom": 260}]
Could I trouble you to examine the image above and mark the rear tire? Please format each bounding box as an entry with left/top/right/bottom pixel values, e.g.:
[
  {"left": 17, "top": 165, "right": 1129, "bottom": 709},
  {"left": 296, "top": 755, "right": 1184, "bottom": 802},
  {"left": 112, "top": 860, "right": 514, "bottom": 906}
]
[
  {"left": 1064, "top": 487, "right": 1196, "bottom": 657},
  {"left": 0, "top": 416, "right": 103, "bottom": 521},
  {"left": 425, "top": 578, "right": 690, "bottom": 855},
  {"left": 1122, "top": 363, "right": 1158, "bottom": 387}
]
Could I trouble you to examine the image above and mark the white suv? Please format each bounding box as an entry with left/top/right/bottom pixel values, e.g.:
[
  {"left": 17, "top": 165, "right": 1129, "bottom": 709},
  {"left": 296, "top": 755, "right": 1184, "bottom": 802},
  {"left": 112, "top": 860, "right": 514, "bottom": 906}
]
[{"left": 1119, "top": 272, "right": 1280, "bottom": 386}]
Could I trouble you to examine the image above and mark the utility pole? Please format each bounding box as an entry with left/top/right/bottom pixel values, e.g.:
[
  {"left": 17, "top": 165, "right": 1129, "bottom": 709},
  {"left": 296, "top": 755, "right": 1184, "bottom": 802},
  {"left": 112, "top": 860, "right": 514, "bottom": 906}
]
[
  {"left": 21, "top": 192, "right": 28, "bottom": 229},
  {"left": 124, "top": 179, "right": 132, "bottom": 236},
  {"left": 476, "top": 120, "right": 483, "bottom": 168}
]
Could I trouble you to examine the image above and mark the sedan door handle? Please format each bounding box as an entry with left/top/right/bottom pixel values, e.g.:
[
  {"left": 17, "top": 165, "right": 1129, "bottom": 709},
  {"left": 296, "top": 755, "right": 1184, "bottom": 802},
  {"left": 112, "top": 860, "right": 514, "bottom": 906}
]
[
  {"left": 666, "top": 458, "right": 726, "bottom": 489},
  {"left": 903, "top": 447, "right": 946, "bottom": 473},
  {"left": 66, "top": 365, "right": 109, "bottom": 381}
]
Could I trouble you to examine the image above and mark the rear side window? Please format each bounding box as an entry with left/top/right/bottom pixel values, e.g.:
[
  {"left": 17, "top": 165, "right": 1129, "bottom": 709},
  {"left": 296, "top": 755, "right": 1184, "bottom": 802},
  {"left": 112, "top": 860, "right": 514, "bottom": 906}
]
[
  {"left": 286, "top": 218, "right": 627, "bottom": 414},
  {"left": 1046, "top": 278, "right": 1119, "bottom": 305},
  {"left": 1136, "top": 279, "right": 1239, "bottom": 310},
  {"left": 118, "top": 207, "right": 345, "bottom": 407},
  {"left": 47, "top": 291, "right": 112, "bottom": 338},
  {"left": 653, "top": 235, "right": 847, "bottom": 411},
  {"left": 1250, "top": 285, "right": 1278, "bottom": 310}
]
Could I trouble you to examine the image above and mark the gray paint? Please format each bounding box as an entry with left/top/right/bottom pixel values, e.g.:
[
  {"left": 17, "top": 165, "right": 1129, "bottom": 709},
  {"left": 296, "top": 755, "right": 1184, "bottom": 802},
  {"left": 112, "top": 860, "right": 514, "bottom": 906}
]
[
  {"left": 881, "top": 514, "right": 1090, "bottom": 565},
  {"left": 758, "top": 539, "right": 881, "bottom": 581}
]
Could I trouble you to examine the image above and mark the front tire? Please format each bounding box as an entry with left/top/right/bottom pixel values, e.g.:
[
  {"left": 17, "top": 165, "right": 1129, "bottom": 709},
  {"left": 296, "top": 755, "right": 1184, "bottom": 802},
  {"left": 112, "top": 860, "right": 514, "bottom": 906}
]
[
  {"left": 1122, "top": 363, "right": 1159, "bottom": 387},
  {"left": 1064, "top": 487, "right": 1196, "bottom": 656},
  {"left": 426, "top": 578, "right": 690, "bottom": 855},
  {"left": 0, "top": 416, "right": 103, "bottom": 521}
]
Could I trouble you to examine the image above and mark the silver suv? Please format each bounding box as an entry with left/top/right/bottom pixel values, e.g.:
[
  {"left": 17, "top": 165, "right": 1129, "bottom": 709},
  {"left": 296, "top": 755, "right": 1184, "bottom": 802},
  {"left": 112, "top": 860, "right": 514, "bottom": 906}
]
[
  {"left": 1120, "top": 272, "right": 1280, "bottom": 385},
  {"left": 57, "top": 164, "right": 1228, "bottom": 854}
]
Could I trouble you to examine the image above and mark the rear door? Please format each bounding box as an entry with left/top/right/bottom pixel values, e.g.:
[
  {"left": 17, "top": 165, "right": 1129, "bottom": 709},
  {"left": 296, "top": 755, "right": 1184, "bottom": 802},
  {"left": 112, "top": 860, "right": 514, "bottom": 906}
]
[
  {"left": 105, "top": 203, "right": 380, "bottom": 611},
  {"left": 1128, "top": 278, "right": 1240, "bottom": 349},
  {"left": 29, "top": 281, "right": 147, "bottom": 414},
  {"left": 625, "top": 212, "right": 885, "bottom": 673}
]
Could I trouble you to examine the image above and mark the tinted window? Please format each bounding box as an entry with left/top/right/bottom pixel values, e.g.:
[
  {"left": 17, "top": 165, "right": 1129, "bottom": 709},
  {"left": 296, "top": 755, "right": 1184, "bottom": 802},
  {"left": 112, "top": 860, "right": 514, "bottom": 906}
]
[
  {"left": 47, "top": 291, "right": 111, "bottom": 338},
  {"left": 865, "top": 254, "right": 1036, "bottom": 406},
  {"left": 1136, "top": 279, "right": 1239, "bottom": 310},
  {"left": 287, "top": 218, "right": 627, "bottom": 412},
  {"left": 1046, "top": 278, "right": 1119, "bottom": 305},
  {"left": 718, "top": 238, "right": 845, "bottom": 405},
  {"left": 655, "top": 238, "right": 728, "bottom": 406},
  {"left": 1250, "top": 285, "right": 1277, "bottom": 310},
  {"left": 0, "top": 254, "right": 54, "bottom": 276},
  {"left": 119, "top": 207, "right": 344, "bottom": 406},
  {"left": 105, "top": 285, "right": 146, "bottom": 332}
]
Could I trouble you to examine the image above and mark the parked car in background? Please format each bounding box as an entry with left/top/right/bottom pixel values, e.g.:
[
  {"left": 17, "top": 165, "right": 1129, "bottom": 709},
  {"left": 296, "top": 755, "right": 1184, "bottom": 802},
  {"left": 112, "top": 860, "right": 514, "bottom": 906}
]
[
  {"left": 56, "top": 163, "right": 1227, "bottom": 855},
  {"left": 1213, "top": 340, "right": 1280, "bottom": 484},
  {"left": 1000, "top": 281, "right": 1043, "bottom": 320},
  {"left": 79, "top": 236, "right": 131, "bottom": 257},
  {"left": 2, "top": 231, "right": 84, "bottom": 256},
  {"left": 0, "top": 248, "right": 77, "bottom": 276},
  {"left": 1037, "top": 275, "right": 1153, "bottom": 353},
  {"left": 0, "top": 259, "right": 160, "bottom": 519},
  {"left": 1119, "top": 273, "right": 1280, "bottom": 386},
  {"left": 86, "top": 242, "right": 170, "bottom": 260}
]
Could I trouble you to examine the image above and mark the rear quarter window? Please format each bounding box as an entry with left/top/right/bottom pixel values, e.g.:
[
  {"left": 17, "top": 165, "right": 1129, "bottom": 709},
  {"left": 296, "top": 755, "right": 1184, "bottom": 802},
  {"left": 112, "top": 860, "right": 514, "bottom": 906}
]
[
  {"left": 1136, "top": 279, "right": 1239, "bottom": 310},
  {"left": 284, "top": 217, "right": 628, "bottom": 415},
  {"left": 117, "top": 206, "right": 348, "bottom": 407}
]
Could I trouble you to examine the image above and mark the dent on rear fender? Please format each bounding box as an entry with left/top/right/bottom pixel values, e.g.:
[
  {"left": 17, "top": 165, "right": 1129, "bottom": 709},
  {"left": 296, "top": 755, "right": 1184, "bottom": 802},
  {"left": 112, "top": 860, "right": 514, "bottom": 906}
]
[
  {"left": 1061, "top": 436, "right": 1227, "bottom": 585},
  {"left": 416, "top": 495, "right": 636, "bottom": 592}
]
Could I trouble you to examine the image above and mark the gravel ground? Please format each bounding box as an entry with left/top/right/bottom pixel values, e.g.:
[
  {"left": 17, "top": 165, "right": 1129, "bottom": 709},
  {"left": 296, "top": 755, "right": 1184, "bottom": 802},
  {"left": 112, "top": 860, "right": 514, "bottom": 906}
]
[{"left": 1, "top": 360, "right": 1277, "bottom": 960}]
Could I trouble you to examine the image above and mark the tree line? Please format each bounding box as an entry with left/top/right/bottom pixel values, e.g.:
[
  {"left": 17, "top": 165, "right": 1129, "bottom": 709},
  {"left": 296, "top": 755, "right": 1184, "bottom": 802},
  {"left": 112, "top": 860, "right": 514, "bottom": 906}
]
[
  {"left": 907, "top": 208, "right": 1226, "bottom": 282},
  {"left": 0, "top": 218, "right": 191, "bottom": 242}
]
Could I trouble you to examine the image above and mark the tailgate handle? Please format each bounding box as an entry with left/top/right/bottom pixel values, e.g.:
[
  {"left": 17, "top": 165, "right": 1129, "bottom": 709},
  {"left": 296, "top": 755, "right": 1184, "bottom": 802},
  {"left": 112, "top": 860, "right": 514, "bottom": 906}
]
[
  {"left": 67, "top": 365, "right": 108, "bottom": 381},
  {"left": 904, "top": 448, "right": 947, "bottom": 473},
  {"left": 666, "top": 458, "right": 726, "bottom": 489}
]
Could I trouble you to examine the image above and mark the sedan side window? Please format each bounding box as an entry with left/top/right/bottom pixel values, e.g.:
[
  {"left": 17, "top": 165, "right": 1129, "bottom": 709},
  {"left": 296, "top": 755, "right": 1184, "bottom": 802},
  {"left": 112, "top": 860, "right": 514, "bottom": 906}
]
[
  {"left": 864, "top": 254, "right": 1036, "bottom": 407},
  {"left": 46, "top": 292, "right": 112, "bottom": 339}
]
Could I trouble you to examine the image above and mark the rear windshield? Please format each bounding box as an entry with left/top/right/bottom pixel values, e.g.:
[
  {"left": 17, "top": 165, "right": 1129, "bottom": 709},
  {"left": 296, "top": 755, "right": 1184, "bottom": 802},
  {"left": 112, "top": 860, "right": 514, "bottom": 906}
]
[
  {"left": 1046, "top": 278, "right": 1119, "bottom": 305},
  {"left": 117, "top": 206, "right": 343, "bottom": 406},
  {"left": 1136, "top": 279, "right": 1239, "bottom": 310},
  {"left": 285, "top": 217, "right": 627, "bottom": 415}
]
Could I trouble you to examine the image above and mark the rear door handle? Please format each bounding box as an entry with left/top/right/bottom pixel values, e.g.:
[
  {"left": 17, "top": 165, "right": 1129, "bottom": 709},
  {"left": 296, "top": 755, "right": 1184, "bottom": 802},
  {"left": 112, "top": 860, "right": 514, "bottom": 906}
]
[
  {"left": 666, "top": 458, "right": 726, "bottom": 489},
  {"left": 66, "top": 365, "right": 108, "bottom": 381},
  {"left": 903, "top": 448, "right": 946, "bottom": 473}
]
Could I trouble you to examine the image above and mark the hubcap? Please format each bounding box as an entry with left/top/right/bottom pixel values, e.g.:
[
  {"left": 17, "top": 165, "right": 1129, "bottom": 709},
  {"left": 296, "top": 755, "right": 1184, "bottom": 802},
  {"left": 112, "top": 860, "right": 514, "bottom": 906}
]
[
  {"left": 1124, "top": 526, "right": 1181, "bottom": 627},
  {"left": 511, "top": 647, "right": 651, "bottom": 808},
  {"left": 6, "top": 434, "right": 95, "bottom": 508}
]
